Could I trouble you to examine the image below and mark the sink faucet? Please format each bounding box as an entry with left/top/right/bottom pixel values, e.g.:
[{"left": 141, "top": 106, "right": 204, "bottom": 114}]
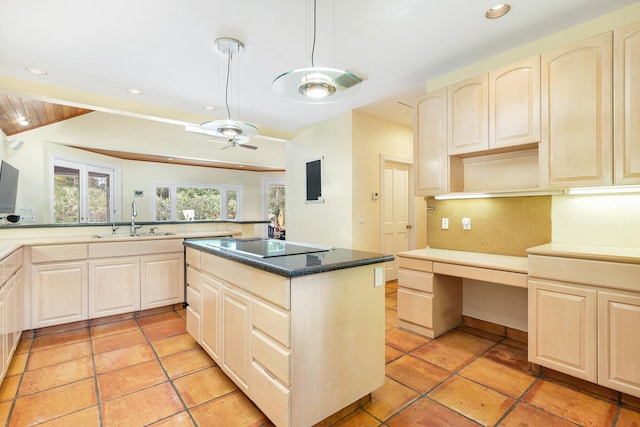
[
  {"left": 130, "top": 201, "right": 141, "bottom": 235},
  {"left": 112, "top": 209, "right": 120, "bottom": 235}
]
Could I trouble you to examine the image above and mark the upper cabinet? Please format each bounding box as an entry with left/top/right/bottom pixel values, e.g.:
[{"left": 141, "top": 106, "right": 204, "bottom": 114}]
[
  {"left": 540, "top": 32, "right": 613, "bottom": 188},
  {"left": 414, "top": 89, "right": 448, "bottom": 196},
  {"left": 614, "top": 22, "right": 640, "bottom": 185},
  {"left": 489, "top": 56, "right": 541, "bottom": 149},
  {"left": 448, "top": 74, "right": 489, "bottom": 155}
]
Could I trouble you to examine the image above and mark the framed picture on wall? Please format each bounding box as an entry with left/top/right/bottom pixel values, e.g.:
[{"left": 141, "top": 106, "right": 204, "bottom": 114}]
[{"left": 305, "top": 156, "right": 324, "bottom": 203}]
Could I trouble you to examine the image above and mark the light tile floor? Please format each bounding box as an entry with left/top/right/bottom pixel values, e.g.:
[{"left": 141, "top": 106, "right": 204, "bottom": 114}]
[{"left": 1, "top": 281, "right": 639, "bottom": 426}]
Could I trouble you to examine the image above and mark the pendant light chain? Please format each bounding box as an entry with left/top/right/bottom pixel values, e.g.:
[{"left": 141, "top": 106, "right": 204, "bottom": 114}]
[
  {"left": 225, "top": 50, "right": 232, "bottom": 120},
  {"left": 311, "top": 0, "right": 317, "bottom": 68}
]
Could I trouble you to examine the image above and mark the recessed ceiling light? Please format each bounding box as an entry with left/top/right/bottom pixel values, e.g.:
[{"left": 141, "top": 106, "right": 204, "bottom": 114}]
[
  {"left": 203, "top": 105, "right": 216, "bottom": 111},
  {"left": 18, "top": 118, "right": 31, "bottom": 126},
  {"left": 25, "top": 67, "right": 47, "bottom": 75},
  {"left": 486, "top": 4, "right": 511, "bottom": 19},
  {"left": 127, "top": 88, "right": 143, "bottom": 95}
]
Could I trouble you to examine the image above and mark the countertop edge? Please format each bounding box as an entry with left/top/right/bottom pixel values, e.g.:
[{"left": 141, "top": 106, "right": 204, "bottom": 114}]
[
  {"left": 184, "top": 240, "right": 394, "bottom": 278},
  {"left": 527, "top": 243, "right": 640, "bottom": 265}
]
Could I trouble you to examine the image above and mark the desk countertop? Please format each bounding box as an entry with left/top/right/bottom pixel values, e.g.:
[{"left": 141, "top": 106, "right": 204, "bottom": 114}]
[
  {"left": 527, "top": 243, "right": 640, "bottom": 265},
  {"left": 397, "top": 248, "right": 529, "bottom": 274}
]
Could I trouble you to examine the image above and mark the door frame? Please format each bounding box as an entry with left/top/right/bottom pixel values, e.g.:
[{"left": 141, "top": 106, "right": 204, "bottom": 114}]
[
  {"left": 262, "top": 178, "right": 285, "bottom": 238},
  {"left": 379, "top": 154, "right": 416, "bottom": 260}
]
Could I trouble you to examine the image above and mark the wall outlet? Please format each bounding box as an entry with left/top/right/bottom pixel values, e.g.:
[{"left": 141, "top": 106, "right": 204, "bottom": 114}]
[
  {"left": 374, "top": 267, "right": 384, "bottom": 287},
  {"left": 441, "top": 218, "right": 449, "bottom": 229},
  {"left": 462, "top": 217, "right": 471, "bottom": 230},
  {"left": 18, "top": 206, "right": 34, "bottom": 213},
  {"left": 21, "top": 215, "right": 36, "bottom": 222}
]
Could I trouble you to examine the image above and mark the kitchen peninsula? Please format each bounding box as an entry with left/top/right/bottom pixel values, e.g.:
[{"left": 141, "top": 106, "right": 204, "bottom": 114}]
[{"left": 183, "top": 238, "right": 393, "bottom": 427}]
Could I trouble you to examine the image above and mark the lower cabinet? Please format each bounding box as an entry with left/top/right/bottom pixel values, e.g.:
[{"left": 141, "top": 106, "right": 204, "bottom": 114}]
[
  {"left": 221, "top": 285, "right": 251, "bottom": 392},
  {"left": 1, "top": 249, "right": 23, "bottom": 384},
  {"left": 31, "top": 261, "right": 89, "bottom": 327},
  {"left": 528, "top": 254, "right": 640, "bottom": 398},
  {"left": 89, "top": 258, "right": 140, "bottom": 318},
  {"left": 29, "top": 240, "right": 184, "bottom": 329},
  {"left": 185, "top": 247, "right": 384, "bottom": 427}
]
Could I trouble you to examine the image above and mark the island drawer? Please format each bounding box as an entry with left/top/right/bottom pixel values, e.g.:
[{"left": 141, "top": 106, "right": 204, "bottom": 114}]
[
  {"left": 31, "top": 244, "right": 88, "bottom": 263},
  {"left": 186, "top": 307, "right": 200, "bottom": 343},
  {"left": 185, "top": 247, "right": 201, "bottom": 268},
  {"left": 398, "top": 269, "right": 434, "bottom": 293},
  {"left": 186, "top": 267, "right": 202, "bottom": 291},
  {"left": 251, "top": 299, "right": 290, "bottom": 348},
  {"left": 250, "top": 361, "right": 291, "bottom": 427},
  {"left": 251, "top": 329, "right": 291, "bottom": 386}
]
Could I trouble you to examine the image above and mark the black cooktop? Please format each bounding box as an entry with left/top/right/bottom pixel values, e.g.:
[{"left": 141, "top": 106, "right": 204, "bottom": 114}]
[{"left": 205, "top": 238, "right": 329, "bottom": 258}]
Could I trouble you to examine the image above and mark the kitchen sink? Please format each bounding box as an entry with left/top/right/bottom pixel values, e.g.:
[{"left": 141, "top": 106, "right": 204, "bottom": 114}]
[{"left": 94, "top": 232, "right": 175, "bottom": 238}]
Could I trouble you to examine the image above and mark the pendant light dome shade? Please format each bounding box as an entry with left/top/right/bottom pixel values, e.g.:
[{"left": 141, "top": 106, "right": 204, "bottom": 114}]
[
  {"left": 272, "top": 0, "right": 363, "bottom": 103},
  {"left": 200, "top": 37, "right": 258, "bottom": 139},
  {"left": 273, "top": 67, "right": 362, "bottom": 103}
]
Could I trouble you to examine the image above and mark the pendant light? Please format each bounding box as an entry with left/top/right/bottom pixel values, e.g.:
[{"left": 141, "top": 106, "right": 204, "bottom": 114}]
[
  {"left": 200, "top": 37, "right": 258, "bottom": 140},
  {"left": 272, "top": 0, "right": 363, "bottom": 103}
]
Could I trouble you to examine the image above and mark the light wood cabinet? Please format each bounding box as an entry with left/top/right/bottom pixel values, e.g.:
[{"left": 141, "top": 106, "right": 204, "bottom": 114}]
[
  {"left": 598, "top": 290, "right": 640, "bottom": 397},
  {"left": 140, "top": 253, "right": 184, "bottom": 310},
  {"left": 200, "top": 274, "right": 221, "bottom": 363},
  {"left": 448, "top": 74, "right": 489, "bottom": 155},
  {"left": 185, "top": 267, "right": 202, "bottom": 345},
  {"left": 222, "top": 285, "right": 251, "bottom": 392},
  {"left": 185, "top": 246, "right": 384, "bottom": 427},
  {"left": 396, "top": 256, "right": 462, "bottom": 339},
  {"left": 489, "top": 56, "right": 541, "bottom": 149},
  {"left": 31, "top": 261, "right": 89, "bottom": 328},
  {"left": 540, "top": 32, "right": 613, "bottom": 188},
  {"left": 528, "top": 251, "right": 640, "bottom": 398},
  {"left": 614, "top": 22, "right": 640, "bottom": 185},
  {"left": 528, "top": 279, "right": 597, "bottom": 382},
  {"left": 1, "top": 249, "right": 22, "bottom": 384},
  {"left": 89, "top": 258, "right": 140, "bottom": 318},
  {"left": 414, "top": 88, "right": 448, "bottom": 196}
]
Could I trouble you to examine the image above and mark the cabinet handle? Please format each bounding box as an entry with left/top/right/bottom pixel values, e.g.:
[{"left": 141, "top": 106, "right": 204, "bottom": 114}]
[{"left": 406, "top": 224, "right": 412, "bottom": 229}]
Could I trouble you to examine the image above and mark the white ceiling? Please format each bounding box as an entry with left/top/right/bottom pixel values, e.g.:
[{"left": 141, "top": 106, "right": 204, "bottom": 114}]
[{"left": 1, "top": 0, "right": 638, "bottom": 138}]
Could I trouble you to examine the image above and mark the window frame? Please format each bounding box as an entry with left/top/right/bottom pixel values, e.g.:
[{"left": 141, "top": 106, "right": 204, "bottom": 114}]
[
  {"left": 49, "top": 154, "right": 122, "bottom": 224},
  {"left": 152, "top": 183, "right": 242, "bottom": 221}
]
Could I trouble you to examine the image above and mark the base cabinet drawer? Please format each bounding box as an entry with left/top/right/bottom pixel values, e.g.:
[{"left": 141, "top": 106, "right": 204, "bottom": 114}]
[
  {"left": 250, "top": 362, "right": 291, "bottom": 427},
  {"left": 251, "top": 329, "right": 291, "bottom": 386},
  {"left": 398, "top": 288, "right": 433, "bottom": 329},
  {"left": 186, "top": 307, "right": 201, "bottom": 344},
  {"left": 397, "top": 269, "right": 434, "bottom": 293}
]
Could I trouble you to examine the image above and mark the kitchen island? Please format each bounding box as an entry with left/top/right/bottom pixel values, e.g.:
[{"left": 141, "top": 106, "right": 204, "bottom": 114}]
[{"left": 183, "top": 238, "right": 393, "bottom": 427}]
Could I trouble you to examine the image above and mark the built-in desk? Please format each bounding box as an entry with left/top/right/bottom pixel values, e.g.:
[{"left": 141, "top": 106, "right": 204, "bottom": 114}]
[{"left": 396, "top": 248, "right": 528, "bottom": 338}]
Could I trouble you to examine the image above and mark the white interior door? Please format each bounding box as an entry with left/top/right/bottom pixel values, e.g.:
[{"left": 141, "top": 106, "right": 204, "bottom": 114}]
[{"left": 381, "top": 159, "right": 412, "bottom": 281}]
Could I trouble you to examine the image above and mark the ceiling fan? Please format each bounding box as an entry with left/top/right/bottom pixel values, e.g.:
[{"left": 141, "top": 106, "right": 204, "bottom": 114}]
[{"left": 213, "top": 136, "right": 258, "bottom": 150}]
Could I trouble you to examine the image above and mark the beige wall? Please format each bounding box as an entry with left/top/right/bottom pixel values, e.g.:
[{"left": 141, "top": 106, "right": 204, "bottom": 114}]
[
  {"left": 4, "top": 112, "right": 284, "bottom": 224},
  {"left": 285, "top": 110, "right": 419, "bottom": 253}
]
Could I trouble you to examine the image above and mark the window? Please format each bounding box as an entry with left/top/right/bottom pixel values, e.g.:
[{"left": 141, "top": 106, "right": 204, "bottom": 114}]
[
  {"left": 153, "top": 184, "right": 241, "bottom": 221},
  {"left": 51, "top": 156, "right": 121, "bottom": 224}
]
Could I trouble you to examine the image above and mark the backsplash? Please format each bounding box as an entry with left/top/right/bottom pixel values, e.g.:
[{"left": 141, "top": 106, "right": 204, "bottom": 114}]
[{"left": 426, "top": 196, "right": 552, "bottom": 257}]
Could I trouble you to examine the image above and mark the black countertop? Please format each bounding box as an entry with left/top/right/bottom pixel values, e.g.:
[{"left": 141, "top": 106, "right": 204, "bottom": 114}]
[{"left": 184, "top": 238, "right": 395, "bottom": 278}]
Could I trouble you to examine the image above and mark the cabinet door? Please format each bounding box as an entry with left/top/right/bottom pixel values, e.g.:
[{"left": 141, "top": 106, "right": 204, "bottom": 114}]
[
  {"left": 614, "top": 22, "right": 640, "bottom": 185},
  {"left": 415, "top": 88, "right": 448, "bottom": 195},
  {"left": 528, "top": 279, "right": 597, "bottom": 381},
  {"left": 201, "top": 276, "right": 220, "bottom": 363},
  {"left": 89, "top": 258, "right": 140, "bottom": 318},
  {"left": 0, "top": 284, "right": 5, "bottom": 382},
  {"left": 598, "top": 290, "right": 640, "bottom": 398},
  {"left": 490, "top": 56, "right": 541, "bottom": 149},
  {"left": 222, "top": 285, "right": 251, "bottom": 392},
  {"left": 5, "top": 274, "right": 20, "bottom": 362},
  {"left": 448, "top": 74, "right": 489, "bottom": 155},
  {"left": 31, "top": 262, "right": 88, "bottom": 328},
  {"left": 140, "top": 253, "right": 184, "bottom": 310},
  {"left": 541, "top": 32, "right": 613, "bottom": 188}
]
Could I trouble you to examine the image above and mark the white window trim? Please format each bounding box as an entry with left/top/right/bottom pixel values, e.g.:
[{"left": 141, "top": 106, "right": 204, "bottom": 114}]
[
  {"left": 50, "top": 153, "right": 122, "bottom": 223},
  {"left": 152, "top": 183, "right": 242, "bottom": 221}
]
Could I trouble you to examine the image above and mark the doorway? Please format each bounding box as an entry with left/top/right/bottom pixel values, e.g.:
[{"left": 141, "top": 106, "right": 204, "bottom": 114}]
[
  {"left": 264, "top": 178, "right": 285, "bottom": 239},
  {"left": 380, "top": 157, "right": 414, "bottom": 280}
]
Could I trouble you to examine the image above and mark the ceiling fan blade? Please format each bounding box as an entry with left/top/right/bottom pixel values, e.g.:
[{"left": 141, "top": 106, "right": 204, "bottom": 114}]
[
  {"left": 240, "top": 144, "right": 258, "bottom": 150},
  {"left": 220, "top": 144, "right": 231, "bottom": 150}
]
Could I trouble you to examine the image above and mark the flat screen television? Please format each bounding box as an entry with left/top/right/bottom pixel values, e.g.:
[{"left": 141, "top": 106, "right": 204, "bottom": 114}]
[{"left": 0, "top": 160, "right": 19, "bottom": 213}]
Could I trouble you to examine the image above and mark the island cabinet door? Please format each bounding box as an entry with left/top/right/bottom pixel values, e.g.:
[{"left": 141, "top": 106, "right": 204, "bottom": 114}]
[
  {"left": 222, "top": 284, "right": 251, "bottom": 392},
  {"left": 200, "top": 276, "right": 221, "bottom": 363}
]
